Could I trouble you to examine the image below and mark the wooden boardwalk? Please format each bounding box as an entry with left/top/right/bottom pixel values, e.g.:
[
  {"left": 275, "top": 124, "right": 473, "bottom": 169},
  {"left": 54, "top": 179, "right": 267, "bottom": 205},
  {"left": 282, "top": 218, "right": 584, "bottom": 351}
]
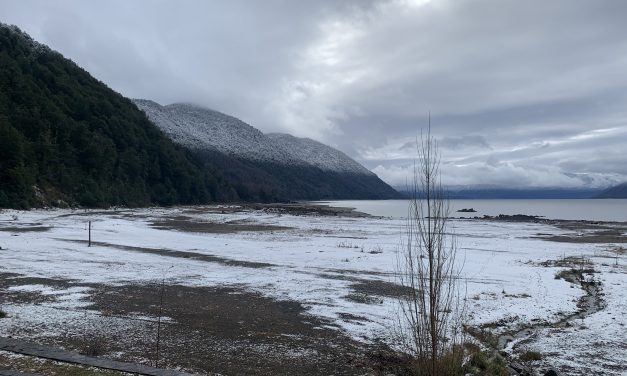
[
  {"left": 0, "top": 337, "right": 195, "bottom": 376},
  {"left": 0, "top": 370, "right": 42, "bottom": 376}
]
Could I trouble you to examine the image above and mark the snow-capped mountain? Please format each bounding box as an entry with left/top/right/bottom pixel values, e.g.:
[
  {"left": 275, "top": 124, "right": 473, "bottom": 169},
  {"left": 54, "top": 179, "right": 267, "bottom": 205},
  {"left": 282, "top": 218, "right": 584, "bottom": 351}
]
[
  {"left": 133, "top": 99, "right": 294, "bottom": 164},
  {"left": 134, "top": 99, "right": 373, "bottom": 176},
  {"left": 134, "top": 99, "right": 400, "bottom": 200}
]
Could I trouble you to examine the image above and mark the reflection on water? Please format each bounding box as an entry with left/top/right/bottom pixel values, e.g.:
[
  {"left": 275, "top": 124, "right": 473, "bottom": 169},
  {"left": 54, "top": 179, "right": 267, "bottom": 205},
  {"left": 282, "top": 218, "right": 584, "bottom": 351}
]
[{"left": 316, "top": 199, "right": 627, "bottom": 222}]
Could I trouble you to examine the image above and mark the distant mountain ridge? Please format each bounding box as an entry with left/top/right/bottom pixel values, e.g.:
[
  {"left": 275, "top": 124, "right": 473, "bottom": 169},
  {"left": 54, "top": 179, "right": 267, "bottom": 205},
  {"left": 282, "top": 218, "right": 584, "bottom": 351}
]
[
  {"left": 597, "top": 182, "right": 627, "bottom": 198},
  {"left": 395, "top": 186, "right": 604, "bottom": 199},
  {"left": 134, "top": 99, "right": 400, "bottom": 201}
]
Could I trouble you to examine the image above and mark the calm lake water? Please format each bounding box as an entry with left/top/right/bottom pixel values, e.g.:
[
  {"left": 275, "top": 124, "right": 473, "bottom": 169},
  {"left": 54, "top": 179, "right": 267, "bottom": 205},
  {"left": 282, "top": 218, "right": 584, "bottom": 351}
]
[{"left": 317, "top": 199, "right": 627, "bottom": 222}]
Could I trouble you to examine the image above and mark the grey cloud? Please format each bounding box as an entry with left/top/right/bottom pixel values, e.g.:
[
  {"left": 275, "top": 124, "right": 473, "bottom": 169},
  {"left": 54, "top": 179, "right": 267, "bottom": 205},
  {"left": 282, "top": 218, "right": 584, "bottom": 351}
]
[
  {"left": 399, "top": 135, "right": 490, "bottom": 153},
  {"left": 439, "top": 136, "right": 491, "bottom": 150},
  {"left": 1, "top": 0, "right": 626, "bottom": 188}
]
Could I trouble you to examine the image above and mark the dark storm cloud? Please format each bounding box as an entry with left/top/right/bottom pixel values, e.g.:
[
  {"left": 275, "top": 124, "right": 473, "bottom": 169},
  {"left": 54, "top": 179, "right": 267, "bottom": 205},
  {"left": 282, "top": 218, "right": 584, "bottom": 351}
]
[{"left": 1, "top": 0, "right": 626, "bottom": 187}]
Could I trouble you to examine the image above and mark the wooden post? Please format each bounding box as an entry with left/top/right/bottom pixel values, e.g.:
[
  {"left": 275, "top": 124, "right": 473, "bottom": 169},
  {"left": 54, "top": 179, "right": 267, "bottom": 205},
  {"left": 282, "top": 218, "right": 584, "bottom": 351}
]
[
  {"left": 88, "top": 221, "right": 91, "bottom": 247},
  {"left": 155, "top": 277, "right": 166, "bottom": 368}
]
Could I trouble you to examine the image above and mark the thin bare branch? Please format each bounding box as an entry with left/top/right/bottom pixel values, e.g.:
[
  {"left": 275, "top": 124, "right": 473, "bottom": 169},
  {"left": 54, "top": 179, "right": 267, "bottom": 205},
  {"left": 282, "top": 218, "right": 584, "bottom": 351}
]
[{"left": 395, "top": 123, "right": 466, "bottom": 375}]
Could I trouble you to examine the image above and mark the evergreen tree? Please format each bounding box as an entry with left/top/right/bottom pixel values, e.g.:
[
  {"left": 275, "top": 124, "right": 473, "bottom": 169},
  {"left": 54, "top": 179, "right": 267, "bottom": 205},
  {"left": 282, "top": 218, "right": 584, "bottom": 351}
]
[{"left": 0, "top": 24, "right": 237, "bottom": 208}]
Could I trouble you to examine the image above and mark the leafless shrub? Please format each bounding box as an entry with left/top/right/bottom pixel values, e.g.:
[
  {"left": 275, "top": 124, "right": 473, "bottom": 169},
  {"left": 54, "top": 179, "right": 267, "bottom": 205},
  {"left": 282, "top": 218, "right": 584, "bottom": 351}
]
[
  {"left": 154, "top": 265, "right": 173, "bottom": 368},
  {"left": 369, "top": 245, "right": 384, "bottom": 254},
  {"left": 337, "top": 240, "right": 359, "bottom": 249},
  {"left": 394, "top": 124, "right": 466, "bottom": 375}
]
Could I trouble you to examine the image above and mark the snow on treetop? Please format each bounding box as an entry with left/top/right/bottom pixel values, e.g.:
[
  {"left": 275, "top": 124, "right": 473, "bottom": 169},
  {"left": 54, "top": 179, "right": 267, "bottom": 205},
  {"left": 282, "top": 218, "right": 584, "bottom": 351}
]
[
  {"left": 0, "top": 23, "right": 52, "bottom": 55},
  {"left": 134, "top": 99, "right": 293, "bottom": 164},
  {"left": 134, "top": 99, "right": 373, "bottom": 175},
  {"left": 267, "top": 133, "right": 373, "bottom": 176}
]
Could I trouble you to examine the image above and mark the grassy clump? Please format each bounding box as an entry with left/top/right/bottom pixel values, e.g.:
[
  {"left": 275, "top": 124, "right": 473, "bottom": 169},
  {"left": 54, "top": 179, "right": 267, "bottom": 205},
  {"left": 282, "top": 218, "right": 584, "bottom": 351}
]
[
  {"left": 405, "top": 347, "right": 467, "bottom": 376},
  {"left": 371, "top": 342, "right": 510, "bottom": 376},
  {"left": 464, "top": 351, "right": 508, "bottom": 376},
  {"left": 0, "top": 310, "right": 7, "bottom": 318}
]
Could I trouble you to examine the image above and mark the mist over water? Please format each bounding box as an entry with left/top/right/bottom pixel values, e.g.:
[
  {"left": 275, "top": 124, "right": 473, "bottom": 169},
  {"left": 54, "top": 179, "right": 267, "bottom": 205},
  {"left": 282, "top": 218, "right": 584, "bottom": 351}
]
[{"left": 318, "top": 199, "right": 627, "bottom": 222}]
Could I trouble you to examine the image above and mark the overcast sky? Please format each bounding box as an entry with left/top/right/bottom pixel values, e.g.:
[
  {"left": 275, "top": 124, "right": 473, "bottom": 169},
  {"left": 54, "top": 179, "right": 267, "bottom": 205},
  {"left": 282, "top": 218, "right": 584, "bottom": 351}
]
[{"left": 2, "top": 0, "right": 626, "bottom": 188}]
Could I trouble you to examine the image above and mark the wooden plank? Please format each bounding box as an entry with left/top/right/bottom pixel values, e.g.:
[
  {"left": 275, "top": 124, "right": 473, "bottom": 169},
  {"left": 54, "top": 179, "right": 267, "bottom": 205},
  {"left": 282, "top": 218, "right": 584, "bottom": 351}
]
[{"left": 0, "top": 337, "right": 195, "bottom": 376}]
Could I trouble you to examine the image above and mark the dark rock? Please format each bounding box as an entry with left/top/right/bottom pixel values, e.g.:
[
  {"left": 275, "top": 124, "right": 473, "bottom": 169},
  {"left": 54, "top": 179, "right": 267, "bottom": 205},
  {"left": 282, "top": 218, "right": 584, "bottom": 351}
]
[
  {"left": 544, "top": 368, "right": 560, "bottom": 376},
  {"left": 507, "top": 366, "right": 520, "bottom": 375},
  {"left": 508, "top": 361, "right": 535, "bottom": 376},
  {"left": 457, "top": 208, "right": 477, "bottom": 213},
  {"left": 509, "top": 362, "right": 525, "bottom": 372}
]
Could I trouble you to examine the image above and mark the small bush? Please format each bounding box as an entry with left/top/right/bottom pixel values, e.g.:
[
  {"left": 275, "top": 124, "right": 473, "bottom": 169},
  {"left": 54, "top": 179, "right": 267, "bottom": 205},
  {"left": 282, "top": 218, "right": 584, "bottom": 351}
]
[
  {"left": 469, "top": 351, "right": 489, "bottom": 369},
  {"left": 464, "top": 342, "right": 481, "bottom": 354},
  {"left": 403, "top": 347, "right": 466, "bottom": 376},
  {"left": 465, "top": 351, "right": 508, "bottom": 376},
  {"left": 487, "top": 354, "right": 508, "bottom": 375},
  {"left": 519, "top": 350, "right": 543, "bottom": 362},
  {"left": 0, "top": 309, "right": 7, "bottom": 318},
  {"left": 465, "top": 326, "right": 499, "bottom": 349}
]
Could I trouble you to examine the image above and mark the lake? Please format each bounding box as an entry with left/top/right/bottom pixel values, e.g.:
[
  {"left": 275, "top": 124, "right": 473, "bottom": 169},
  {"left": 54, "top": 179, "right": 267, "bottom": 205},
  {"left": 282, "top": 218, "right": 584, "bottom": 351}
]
[{"left": 317, "top": 199, "right": 627, "bottom": 222}]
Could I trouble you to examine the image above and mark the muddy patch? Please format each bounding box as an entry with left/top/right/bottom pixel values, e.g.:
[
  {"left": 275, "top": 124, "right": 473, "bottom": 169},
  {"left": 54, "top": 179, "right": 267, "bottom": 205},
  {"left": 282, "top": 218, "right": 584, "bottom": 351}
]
[
  {"left": 535, "top": 221, "right": 627, "bottom": 244},
  {"left": 0, "top": 224, "right": 51, "bottom": 233},
  {"left": 0, "top": 273, "right": 90, "bottom": 307},
  {"left": 537, "top": 228, "right": 627, "bottom": 244},
  {"left": 58, "top": 239, "right": 275, "bottom": 269},
  {"left": 54, "top": 210, "right": 132, "bottom": 218},
  {"left": 0, "top": 273, "right": 79, "bottom": 292},
  {"left": 468, "top": 216, "right": 627, "bottom": 244},
  {"left": 150, "top": 216, "right": 291, "bottom": 234},
  {"left": 343, "top": 279, "right": 411, "bottom": 305},
  {"left": 246, "top": 203, "right": 371, "bottom": 218},
  {"left": 0, "top": 273, "right": 377, "bottom": 375},
  {"left": 349, "top": 280, "right": 412, "bottom": 299},
  {"left": 81, "top": 283, "right": 371, "bottom": 375}
]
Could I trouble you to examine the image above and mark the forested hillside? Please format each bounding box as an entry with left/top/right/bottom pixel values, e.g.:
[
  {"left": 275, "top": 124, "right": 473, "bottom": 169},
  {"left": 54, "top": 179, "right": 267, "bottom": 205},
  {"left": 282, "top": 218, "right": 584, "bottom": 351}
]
[{"left": 0, "top": 24, "right": 236, "bottom": 208}]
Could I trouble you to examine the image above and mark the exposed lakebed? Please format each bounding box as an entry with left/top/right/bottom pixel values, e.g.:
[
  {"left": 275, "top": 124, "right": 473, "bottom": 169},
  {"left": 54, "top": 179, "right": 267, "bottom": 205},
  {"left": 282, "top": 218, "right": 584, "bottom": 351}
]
[{"left": 0, "top": 205, "right": 624, "bottom": 375}]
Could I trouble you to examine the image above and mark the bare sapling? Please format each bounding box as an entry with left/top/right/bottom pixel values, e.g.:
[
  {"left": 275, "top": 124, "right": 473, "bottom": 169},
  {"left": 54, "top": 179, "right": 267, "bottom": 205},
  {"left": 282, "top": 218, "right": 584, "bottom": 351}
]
[
  {"left": 395, "top": 122, "right": 465, "bottom": 375},
  {"left": 155, "top": 276, "right": 165, "bottom": 367},
  {"left": 154, "top": 265, "right": 173, "bottom": 368}
]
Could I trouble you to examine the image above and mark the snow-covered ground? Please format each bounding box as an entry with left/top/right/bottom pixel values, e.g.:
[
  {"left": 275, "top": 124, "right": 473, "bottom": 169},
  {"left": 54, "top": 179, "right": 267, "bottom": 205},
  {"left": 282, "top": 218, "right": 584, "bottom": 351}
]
[{"left": 0, "top": 206, "right": 624, "bottom": 374}]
